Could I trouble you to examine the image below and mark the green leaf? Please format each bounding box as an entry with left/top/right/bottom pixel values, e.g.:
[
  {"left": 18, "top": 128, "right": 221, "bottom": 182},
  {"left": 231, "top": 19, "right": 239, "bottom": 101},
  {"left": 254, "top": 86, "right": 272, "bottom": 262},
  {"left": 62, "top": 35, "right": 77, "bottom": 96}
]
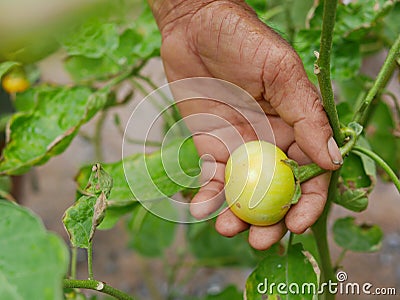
[
  {"left": 366, "top": 101, "right": 399, "bottom": 172},
  {"left": 85, "top": 163, "right": 113, "bottom": 198},
  {"left": 331, "top": 39, "right": 362, "bottom": 79},
  {"left": 63, "top": 195, "right": 97, "bottom": 249},
  {"left": 337, "top": 102, "right": 355, "bottom": 126},
  {"left": 296, "top": 0, "right": 395, "bottom": 81},
  {"left": 13, "top": 88, "right": 39, "bottom": 112},
  {"left": 292, "top": 233, "right": 320, "bottom": 266},
  {"left": 335, "top": 0, "right": 395, "bottom": 40},
  {"left": 336, "top": 137, "right": 375, "bottom": 212},
  {"left": 187, "top": 220, "right": 258, "bottom": 266},
  {"left": 127, "top": 201, "right": 177, "bottom": 257},
  {"left": 76, "top": 138, "right": 200, "bottom": 208},
  {"left": 295, "top": 29, "right": 362, "bottom": 81},
  {"left": 0, "top": 175, "right": 11, "bottom": 194},
  {"left": 334, "top": 189, "right": 369, "bottom": 212},
  {"left": 129, "top": 5, "right": 161, "bottom": 59},
  {"left": 253, "top": 0, "right": 314, "bottom": 40},
  {"left": 65, "top": 29, "right": 142, "bottom": 82},
  {"left": 245, "top": 0, "right": 268, "bottom": 15},
  {"left": 309, "top": 1, "right": 395, "bottom": 39},
  {"left": 0, "top": 201, "right": 69, "bottom": 299},
  {"left": 333, "top": 217, "right": 383, "bottom": 252},
  {"left": 0, "top": 175, "right": 12, "bottom": 200},
  {"left": 0, "top": 86, "right": 109, "bottom": 175},
  {"left": 347, "top": 122, "right": 363, "bottom": 136},
  {"left": 204, "top": 285, "right": 242, "bottom": 300},
  {"left": 65, "top": 56, "right": 121, "bottom": 82},
  {"left": 60, "top": 22, "right": 119, "bottom": 59},
  {"left": 340, "top": 153, "right": 373, "bottom": 189},
  {"left": 382, "top": 2, "right": 400, "bottom": 43},
  {"left": 63, "top": 164, "right": 112, "bottom": 248},
  {"left": 336, "top": 76, "right": 373, "bottom": 110},
  {"left": 97, "top": 203, "right": 139, "bottom": 230},
  {"left": 246, "top": 243, "right": 318, "bottom": 299},
  {"left": 0, "top": 61, "right": 20, "bottom": 79},
  {"left": 355, "top": 136, "right": 377, "bottom": 180}
]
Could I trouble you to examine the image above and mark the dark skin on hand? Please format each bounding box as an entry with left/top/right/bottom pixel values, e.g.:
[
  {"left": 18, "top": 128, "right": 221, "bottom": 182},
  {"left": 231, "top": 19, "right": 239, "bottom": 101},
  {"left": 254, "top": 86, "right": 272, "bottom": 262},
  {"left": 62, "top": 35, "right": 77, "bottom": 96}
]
[{"left": 148, "top": 0, "right": 343, "bottom": 250}]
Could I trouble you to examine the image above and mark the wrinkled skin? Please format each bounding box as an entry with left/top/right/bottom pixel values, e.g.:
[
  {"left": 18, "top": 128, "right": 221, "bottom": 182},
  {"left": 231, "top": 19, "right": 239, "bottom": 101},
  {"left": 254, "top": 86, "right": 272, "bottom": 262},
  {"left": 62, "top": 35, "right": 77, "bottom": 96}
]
[{"left": 150, "top": 0, "right": 342, "bottom": 250}]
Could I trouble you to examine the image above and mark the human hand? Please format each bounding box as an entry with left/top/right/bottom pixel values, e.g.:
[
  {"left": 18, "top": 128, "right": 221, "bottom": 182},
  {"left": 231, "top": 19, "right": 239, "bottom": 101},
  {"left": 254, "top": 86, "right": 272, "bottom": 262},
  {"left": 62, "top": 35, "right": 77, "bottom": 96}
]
[{"left": 149, "top": 0, "right": 343, "bottom": 250}]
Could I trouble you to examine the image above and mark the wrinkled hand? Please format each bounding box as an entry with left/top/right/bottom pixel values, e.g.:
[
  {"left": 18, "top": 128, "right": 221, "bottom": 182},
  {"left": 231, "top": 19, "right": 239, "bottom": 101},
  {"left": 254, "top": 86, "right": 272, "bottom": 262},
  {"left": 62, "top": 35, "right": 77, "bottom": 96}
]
[{"left": 151, "top": 0, "right": 343, "bottom": 250}]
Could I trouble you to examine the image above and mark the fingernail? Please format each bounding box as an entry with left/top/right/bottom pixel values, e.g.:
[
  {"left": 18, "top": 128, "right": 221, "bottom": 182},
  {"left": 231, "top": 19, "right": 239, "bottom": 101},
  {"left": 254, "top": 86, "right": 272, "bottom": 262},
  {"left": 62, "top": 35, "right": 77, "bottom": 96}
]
[{"left": 328, "top": 137, "right": 343, "bottom": 165}]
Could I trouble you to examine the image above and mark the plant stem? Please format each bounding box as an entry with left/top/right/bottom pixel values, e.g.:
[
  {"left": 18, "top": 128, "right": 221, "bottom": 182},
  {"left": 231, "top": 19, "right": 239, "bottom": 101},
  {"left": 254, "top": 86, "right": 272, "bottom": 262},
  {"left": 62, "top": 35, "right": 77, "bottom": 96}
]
[
  {"left": 353, "top": 34, "right": 400, "bottom": 125},
  {"left": 0, "top": 190, "right": 16, "bottom": 202},
  {"left": 333, "top": 249, "right": 347, "bottom": 272},
  {"left": 130, "top": 79, "right": 177, "bottom": 132},
  {"left": 103, "top": 59, "right": 149, "bottom": 91},
  {"left": 353, "top": 146, "right": 400, "bottom": 193},
  {"left": 94, "top": 111, "right": 107, "bottom": 162},
  {"left": 71, "top": 247, "right": 77, "bottom": 280},
  {"left": 88, "top": 241, "right": 94, "bottom": 280},
  {"left": 312, "top": 171, "right": 339, "bottom": 300},
  {"left": 316, "top": 0, "right": 344, "bottom": 145},
  {"left": 63, "top": 279, "right": 134, "bottom": 300},
  {"left": 289, "top": 126, "right": 357, "bottom": 184}
]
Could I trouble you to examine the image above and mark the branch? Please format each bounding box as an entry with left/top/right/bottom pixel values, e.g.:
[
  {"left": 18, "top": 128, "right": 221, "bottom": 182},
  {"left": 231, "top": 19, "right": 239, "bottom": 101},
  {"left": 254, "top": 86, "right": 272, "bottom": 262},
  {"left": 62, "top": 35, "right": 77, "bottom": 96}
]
[
  {"left": 353, "top": 146, "right": 400, "bottom": 193},
  {"left": 353, "top": 34, "right": 400, "bottom": 125},
  {"left": 315, "top": 0, "right": 344, "bottom": 144},
  {"left": 63, "top": 279, "right": 134, "bottom": 300}
]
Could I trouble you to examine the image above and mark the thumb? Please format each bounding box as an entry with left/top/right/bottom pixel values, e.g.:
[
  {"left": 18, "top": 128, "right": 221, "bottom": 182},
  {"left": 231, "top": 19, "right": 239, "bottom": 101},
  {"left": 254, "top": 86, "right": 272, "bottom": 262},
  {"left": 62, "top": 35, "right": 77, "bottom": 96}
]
[{"left": 262, "top": 49, "right": 342, "bottom": 170}]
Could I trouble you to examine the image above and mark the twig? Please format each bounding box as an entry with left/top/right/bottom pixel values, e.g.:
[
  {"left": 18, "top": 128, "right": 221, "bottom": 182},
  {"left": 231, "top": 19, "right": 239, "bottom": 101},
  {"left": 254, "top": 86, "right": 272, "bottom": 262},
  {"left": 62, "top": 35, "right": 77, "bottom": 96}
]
[
  {"left": 71, "top": 247, "right": 77, "bottom": 280},
  {"left": 87, "top": 241, "right": 94, "bottom": 280},
  {"left": 63, "top": 279, "right": 134, "bottom": 300},
  {"left": 353, "top": 146, "right": 400, "bottom": 193},
  {"left": 94, "top": 111, "right": 107, "bottom": 162},
  {"left": 353, "top": 34, "right": 400, "bottom": 125}
]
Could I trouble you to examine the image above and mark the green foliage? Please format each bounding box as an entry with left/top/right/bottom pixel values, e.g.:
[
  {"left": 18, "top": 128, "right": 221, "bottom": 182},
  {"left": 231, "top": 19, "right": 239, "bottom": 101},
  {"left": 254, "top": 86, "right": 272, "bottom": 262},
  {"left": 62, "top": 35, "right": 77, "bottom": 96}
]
[
  {"left": 127, "top": 201, "right": 177, "bottom": 257},
  {"left": 76, "top": 137, "right": 200, "bottom": 209},
  {"left": 333, "top": 217, "right": 383, "bottom": 252},
  {"left": 64, "top": 5, "right": 160, "bottom": 83},
  {"left": 197, "top": 285, "right": 243, "bottom": 300},
  {"left": 335, "top": 135, "right": 376, "bottom": 212},
  {"left": 0, "top": 61, "right": 20, "bottom": 79},
  {"left": 0, "top": 86, "right": 111, "bottom": 175},
  {"left": 60, "top": 22, "right": 120, "bottom": 59},
  {"left": 366, "top": 101, "right": 399, "bottom": 172},
  {"left": 256, "top": 0, "right": 399, "bottom": 81},
  {"left": 0, "top": 201, "right": 69, "bottom": 299},
  {"left": 63, "top": 164, "right": 113, "bottom": 249},
  {"left": 187, "top": 220, "right": 259, "bottom": 267},
  {"left": 246, "top": 243, "right": 318, "bottom": 299},
  {"left": 0, "top": 175, "right": 11, "bottom": 194}
]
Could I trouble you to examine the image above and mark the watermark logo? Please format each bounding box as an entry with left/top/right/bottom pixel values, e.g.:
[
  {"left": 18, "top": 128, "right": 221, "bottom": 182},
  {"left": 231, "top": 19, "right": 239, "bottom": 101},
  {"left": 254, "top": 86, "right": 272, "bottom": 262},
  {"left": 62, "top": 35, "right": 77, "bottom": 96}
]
[{"left": 256, "top": 271, "right": 397, "bottom": 296}]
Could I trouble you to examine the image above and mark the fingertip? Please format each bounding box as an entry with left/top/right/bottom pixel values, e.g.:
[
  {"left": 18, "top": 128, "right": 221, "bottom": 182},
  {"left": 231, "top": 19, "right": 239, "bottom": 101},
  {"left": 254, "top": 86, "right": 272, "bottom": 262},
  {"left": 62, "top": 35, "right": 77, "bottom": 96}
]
[
  {"left": 248, "top": 223, "right": 286, "bottom": 251},
  {"left": 215, "top": 209, "right": 249, "bottom": 237},
  {"left": 285, "top": 173, "right": 330, "bottom": 232},
  {"left": 190, "top": 181, "right": 225, "bottom": 219},
  {"left": 327, "top": 136, "right": 343, "bottom": 168},
  {"left": 294, "top": 120, "right": 342, "bottom": 170}
]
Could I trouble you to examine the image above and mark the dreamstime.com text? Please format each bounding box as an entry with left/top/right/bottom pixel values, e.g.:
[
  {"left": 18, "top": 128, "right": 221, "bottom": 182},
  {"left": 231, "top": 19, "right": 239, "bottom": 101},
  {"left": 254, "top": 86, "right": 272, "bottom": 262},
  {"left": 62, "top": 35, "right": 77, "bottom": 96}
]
[{"left": 257, "top": 271, "right": 397, "bottom": 296}]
